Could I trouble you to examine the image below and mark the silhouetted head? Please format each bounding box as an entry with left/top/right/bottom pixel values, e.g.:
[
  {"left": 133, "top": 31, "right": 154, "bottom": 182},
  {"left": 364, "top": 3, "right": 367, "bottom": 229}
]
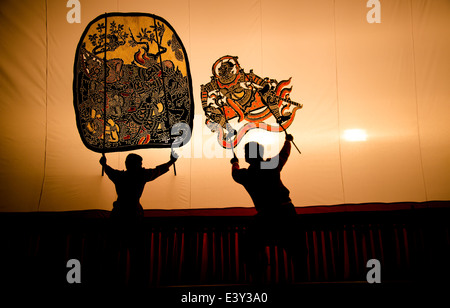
[
  {"left": 125, "top": 153, "right": 143, "bottom": 171},
  {"left": 245, "top": 142, "right": 264, "bottom": 166}
]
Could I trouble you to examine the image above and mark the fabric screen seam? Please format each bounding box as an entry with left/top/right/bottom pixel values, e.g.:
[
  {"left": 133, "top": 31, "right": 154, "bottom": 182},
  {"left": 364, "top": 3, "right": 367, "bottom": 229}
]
[
  {"left": 37, "top": 0, "right": 49, "bottom": 212},
  {"left": 409, "top": 0, "right": 428, "bottom": 201},
  {"left": 333, "top": 0, "right": 346, "bottom": 204}
]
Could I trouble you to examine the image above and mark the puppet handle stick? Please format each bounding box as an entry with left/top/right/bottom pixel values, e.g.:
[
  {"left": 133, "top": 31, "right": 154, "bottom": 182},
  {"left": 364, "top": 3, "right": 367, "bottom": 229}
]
[
  {"left": 230, "top": 139, "right": 237, "bottom": 159},
  {"left": 102, "top": 13, "right": 108, "bottom": 176},
  {"left": 279, "top": 123, "right": 301, "bottom": 154},
  {"left": 171, "top": 149, "right": 178, "bottom": 176},
  {"left": 290, "top": 136, "right": 302, "bottom": 154},
  {"left": 101, "top": 153, "right": 106, "bottom": 176},
  {"left": 259, "top": 100, "right": 302, "bottom": 154},
  {"left": 153, "top": 19, "right": 177, "bottom": 176},
  {"left": 151, "top": 18, "right": 176, "bottom": 175}
]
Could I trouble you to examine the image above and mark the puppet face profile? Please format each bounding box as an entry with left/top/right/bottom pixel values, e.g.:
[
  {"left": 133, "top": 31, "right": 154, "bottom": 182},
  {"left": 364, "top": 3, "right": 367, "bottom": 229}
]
[{"left": 73, "top": 13, "right": 193, "bottom": 153}]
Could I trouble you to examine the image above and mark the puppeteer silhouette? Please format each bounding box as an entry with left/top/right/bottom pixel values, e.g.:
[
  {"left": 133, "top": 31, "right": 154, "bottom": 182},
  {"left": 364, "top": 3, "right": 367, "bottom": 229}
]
[
  {"left": 99, "top": 151, "right": 177, "bottom": 286},
  {"left": 100, "top": 152, "right": 177, "bottom": 223},
  {"left": 230, "top": 134, "right": 304, "bottom": 282}
]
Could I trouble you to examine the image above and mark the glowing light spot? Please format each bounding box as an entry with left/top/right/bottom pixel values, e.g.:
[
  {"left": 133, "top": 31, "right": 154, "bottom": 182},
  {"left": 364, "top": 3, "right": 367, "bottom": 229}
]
[{"left": 343, "top": 129, "right": 367, "bottom": 142}]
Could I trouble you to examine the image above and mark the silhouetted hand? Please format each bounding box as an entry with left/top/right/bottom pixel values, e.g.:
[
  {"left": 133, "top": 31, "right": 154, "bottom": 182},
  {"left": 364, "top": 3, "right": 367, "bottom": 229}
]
[
  {"left": 99, "top": 156, "right": 107, "bottom": 166},
  {"left": 230, "top": 151, "right": 239, "bottom": 164},
  {"left": 230, "top": 154, "right": 239, "bottom": 164},
  {"left": 230, "top": 157, "right": 239, "bottom": 164},
  {"left": 286, "top": 134, "right": 294, "bottom": 142}
]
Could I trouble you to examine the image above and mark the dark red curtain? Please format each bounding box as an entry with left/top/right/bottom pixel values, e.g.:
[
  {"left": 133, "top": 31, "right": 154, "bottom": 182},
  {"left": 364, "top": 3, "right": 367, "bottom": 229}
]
[{"left": 1, "top": 201, "right": 449, "bottom": 288}]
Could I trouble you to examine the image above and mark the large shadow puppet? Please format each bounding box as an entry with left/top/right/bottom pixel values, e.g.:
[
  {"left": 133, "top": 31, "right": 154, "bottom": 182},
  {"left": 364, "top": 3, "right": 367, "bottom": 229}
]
[
  {"left": 201, "top": 55, "right": 302, "bottom": 149},
  {"left": 74, "top": 13, "right": 193, "bottom": 154}
]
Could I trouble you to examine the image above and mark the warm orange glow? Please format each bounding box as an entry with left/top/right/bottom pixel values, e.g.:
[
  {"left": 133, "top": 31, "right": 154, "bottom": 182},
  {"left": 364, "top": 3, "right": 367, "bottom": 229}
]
[
  {"left": 0, "top": 0, "right": 448, "bottom": 212},
  {"left": 343, "top": 129, "right": 367, "bottom": 142}
]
